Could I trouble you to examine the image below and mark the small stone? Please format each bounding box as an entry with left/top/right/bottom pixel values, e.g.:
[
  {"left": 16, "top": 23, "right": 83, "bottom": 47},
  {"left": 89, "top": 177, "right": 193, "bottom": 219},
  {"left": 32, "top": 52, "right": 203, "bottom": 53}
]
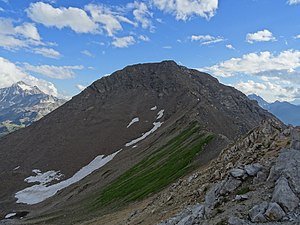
[
  {"left": 283, "top": 128, "right": 290, "bottom": 136},
  {"left": 249, "top": 201, "right": 268, "bottom": 223},
  {"left": 166, "top": 195, "right": 173, "bottom": 202},
  {"left": 230, "top": 168, "right": 246, "bottom": 179},
  {"left": 244, "top": 163, "right": 262, "bottom": 176},
  {"left": 264, "top": 202, "right": 286, "bottom": 221},
  {"left": 226, "top": 162, "right": 234, "bottom": 170},
  {"left": 213, "top": 170, "right": 221, "bottom": 180},
  {"left": 235, "top": 194, "right": 249, "bottom": 201}
]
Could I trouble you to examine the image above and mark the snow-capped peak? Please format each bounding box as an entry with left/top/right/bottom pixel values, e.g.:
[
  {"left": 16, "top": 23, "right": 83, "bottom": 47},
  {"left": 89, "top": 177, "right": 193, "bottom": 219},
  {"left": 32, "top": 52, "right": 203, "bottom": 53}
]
[{"left": 15, "top": 81, "right": 33, "bottom": 91}]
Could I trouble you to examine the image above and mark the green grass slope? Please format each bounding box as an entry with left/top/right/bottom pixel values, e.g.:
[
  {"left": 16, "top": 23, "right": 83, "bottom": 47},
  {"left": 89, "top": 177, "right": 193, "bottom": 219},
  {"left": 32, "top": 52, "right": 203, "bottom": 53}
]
[{"left": 91, "top": 122, "right": 213, "bottom": 210}]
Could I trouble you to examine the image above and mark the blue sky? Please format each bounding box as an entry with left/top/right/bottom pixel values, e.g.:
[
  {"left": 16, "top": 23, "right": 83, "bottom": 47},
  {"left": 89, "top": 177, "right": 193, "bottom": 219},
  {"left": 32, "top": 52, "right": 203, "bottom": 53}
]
[{"left": 0, "top": 0, "right": 300, "bottom": 104}]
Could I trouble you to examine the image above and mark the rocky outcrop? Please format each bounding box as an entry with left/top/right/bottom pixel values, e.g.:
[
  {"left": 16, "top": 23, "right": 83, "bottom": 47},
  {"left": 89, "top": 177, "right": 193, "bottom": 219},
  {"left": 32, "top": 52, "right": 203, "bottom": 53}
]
[
  {"left": 157, "top": 121, "right": 300, "bottom": 225},
  {"left": 272, "top": 176, "right": 299, "bottom": 212}
]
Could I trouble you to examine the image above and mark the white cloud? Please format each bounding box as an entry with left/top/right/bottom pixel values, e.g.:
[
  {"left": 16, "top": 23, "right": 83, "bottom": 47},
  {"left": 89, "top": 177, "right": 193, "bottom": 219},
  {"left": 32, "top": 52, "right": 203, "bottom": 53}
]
[
  {"left": 26, "top": 2, "right": 98, "bottom": 33},
  {"left": 85, "top": 4, "right": 123, "bottom": 36},
  {"left": 139, "top": 35, "right": 150, "bottom": 41},
  {"left": 33, "top": 47, "right": 61, "bottom": 59},
  {"left": 246, "top": 29, "right": 276, "bottom": 43},
  {"left": 202, "top": 50, "right": 300, "bottom": 77},
  {"left": 163, "top": 45, "right": 172, "bottom": 49},
  {"left": 0, "top": 34, "right": 26, "bottom": 49},
  {"left": 112, "top": 36, "right": 135, "bottom": 48},
  {"left": 226, "top": 44, "right": 235, "bottom": 50},
  {"left": 152, "top": 0, "right": 218, "bottom": 20},
  {"left": 235, "top": 80, "right": 300, "bottom": 102},
  {"left": 191, "top": 34, "right": 224, "bottom": 45},
  {"left": 0, "top": 57, "right": 58, "bottom": 96},
  {"left": 128, "top": 1, "right": 153, "bottom": 30},
  {"left": 287, "top": 0, "right": 300, "bottom": 5},
  {"left": 0, "top": 18, "right": 42, "bottom": 50},
  {"left": 0, "top": 18, "right": 61, "bottom": 58},
  {"left": 76, "top": 84, "right": 87, "bottom": 91},
  {"left": 81, "top": 50, "right": 93, "bottom": 57},
  {"left": 235, "top": 80, "right": 267, "bottom": 94},
  {"left": 25, "top": 2, "right": 152, "bottom": 47},
  {"left": 15, "top": 23, "right": 41, "bottom": 41},
  {"left": 294, "top": 34, "right": 300, "bottom": 39},
  {"left": 23, "top": 63, "right": 84, "bottom": 80},
  {"left": 85, "top": 4, "right": 150, "bottom": 37}
]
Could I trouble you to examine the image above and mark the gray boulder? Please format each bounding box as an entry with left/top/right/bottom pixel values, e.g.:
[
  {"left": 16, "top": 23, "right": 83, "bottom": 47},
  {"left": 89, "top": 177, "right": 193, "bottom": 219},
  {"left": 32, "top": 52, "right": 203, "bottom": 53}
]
[
  {"left": 205, "top": 182, "right": 222, "bottom": 212},
  {"left": 264, "top": 202, "right": 285, "bottom": 221},
  {"left": 205, "top": 176, "right": 241, "bottom": 211},
  {"left": 230, "top": 168, "right": 246, "bottom": 179},
  {"left": 219, "top": 176, "right": 242, "bottom": 195},
  {"left": 272, "top": 176, "right": 299, "bottom": 212},
  {"left": 244, "top": 163, "right": 262, "bottom": 176},
  {"left": 248, "top": 201, "right": 268, "bottom": 223}
]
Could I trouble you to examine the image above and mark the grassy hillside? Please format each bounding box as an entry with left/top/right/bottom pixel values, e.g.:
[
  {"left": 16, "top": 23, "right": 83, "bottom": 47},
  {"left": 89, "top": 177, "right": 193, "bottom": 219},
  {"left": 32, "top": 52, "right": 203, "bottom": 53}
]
[{"left": 91, "top": 122, "right": 213, "bottom": 210}]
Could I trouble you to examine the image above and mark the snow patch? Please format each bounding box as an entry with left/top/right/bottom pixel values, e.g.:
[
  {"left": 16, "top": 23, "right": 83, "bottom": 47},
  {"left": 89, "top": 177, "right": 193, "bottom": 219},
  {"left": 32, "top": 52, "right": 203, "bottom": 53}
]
[
  {"left": 13, "top": 166, "right": 20, "bottom": 171},
  {"left": 25, "top": 169, "right": 63, "bottom": 185},
  {"left": 17, "top": 83, "right": 32, "bottom": 91},
  {"left": 150, "top": 106, "right": 157, "bottom": 111},
  {"left": 156, "top": 109, "right": 164, "bottom": 120},
  {"left": 127, "top": 117, "right": 139, "bottom": 128},
  {"left": 132, "top": 145, "right": 137, "bottom": 148},
  {"left": 125, "top": 122, "right": 163, "bottom": 147},
  {"left": 5, "top": 213, "right": 16, "bottom": 219},
  {"left": 15, "top": 150, "right": 121, "bottom": 205}
]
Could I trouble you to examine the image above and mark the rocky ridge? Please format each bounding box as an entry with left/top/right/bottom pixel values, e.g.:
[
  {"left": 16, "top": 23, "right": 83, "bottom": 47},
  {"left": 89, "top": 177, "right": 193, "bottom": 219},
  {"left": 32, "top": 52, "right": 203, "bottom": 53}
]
[{"left": 154, "top": 119, "right": 300, "bottom": 225}]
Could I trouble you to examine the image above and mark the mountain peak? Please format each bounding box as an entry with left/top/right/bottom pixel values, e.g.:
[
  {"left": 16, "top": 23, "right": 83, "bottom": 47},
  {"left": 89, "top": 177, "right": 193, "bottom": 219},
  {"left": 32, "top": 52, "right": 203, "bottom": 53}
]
[{"left": 11, "top": 81, "right": 43, "bottom": 95}]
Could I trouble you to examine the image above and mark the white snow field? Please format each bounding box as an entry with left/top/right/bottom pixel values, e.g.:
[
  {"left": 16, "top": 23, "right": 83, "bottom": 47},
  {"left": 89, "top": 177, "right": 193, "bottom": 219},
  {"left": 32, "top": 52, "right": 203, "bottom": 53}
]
[{"left": 15, "top": 150, "right": 121, "bottom": 205}]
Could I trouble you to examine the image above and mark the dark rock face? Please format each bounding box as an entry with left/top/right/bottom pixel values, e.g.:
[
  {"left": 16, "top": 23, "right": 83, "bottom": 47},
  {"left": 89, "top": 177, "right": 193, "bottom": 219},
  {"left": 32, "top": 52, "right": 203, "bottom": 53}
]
[{"left": 0, "top": 61, "right": 273, "bottom": 213}]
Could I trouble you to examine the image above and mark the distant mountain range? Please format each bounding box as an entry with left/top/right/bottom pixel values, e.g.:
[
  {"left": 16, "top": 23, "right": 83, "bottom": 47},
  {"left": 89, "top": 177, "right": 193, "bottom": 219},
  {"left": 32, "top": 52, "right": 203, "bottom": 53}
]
[
  {"left": 0, "top": 81, "right": 66, "bottom": 137},
  {"left": 248, "top": 94, "right": 300, "bottom": 126}
]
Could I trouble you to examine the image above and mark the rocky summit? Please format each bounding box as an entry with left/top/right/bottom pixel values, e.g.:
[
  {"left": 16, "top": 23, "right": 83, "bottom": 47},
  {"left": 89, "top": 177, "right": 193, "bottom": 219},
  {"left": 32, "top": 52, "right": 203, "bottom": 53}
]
[
  {"left": 0, "top": 81, "right": 66, "bottom": 137},
  {"left": 0, "top": 61, "right": 276, "bottom": 224}
]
